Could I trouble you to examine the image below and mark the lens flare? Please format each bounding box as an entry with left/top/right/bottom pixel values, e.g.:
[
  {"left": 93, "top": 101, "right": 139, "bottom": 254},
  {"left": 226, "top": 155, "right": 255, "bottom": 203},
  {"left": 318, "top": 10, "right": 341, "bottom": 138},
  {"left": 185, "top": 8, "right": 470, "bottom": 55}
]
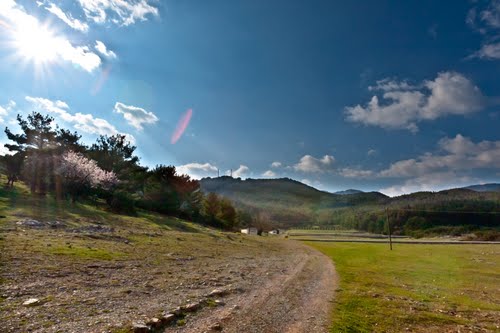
[
  {"left": 91, "top": 65, "right": 112, "bottom": 95},
  {"left": 171, "top": 108, "right": 193, "bottom": 144}
]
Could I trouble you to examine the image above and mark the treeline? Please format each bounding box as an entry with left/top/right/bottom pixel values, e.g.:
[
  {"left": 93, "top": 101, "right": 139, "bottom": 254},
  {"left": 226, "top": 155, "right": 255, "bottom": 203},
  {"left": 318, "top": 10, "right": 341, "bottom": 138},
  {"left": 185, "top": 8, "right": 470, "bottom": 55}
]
[
  {"left": 0, "top": 112, "right": 244, "bottom": 230},
  {"left": 313, "top": 193, "right": 500, "bottom": 237}
]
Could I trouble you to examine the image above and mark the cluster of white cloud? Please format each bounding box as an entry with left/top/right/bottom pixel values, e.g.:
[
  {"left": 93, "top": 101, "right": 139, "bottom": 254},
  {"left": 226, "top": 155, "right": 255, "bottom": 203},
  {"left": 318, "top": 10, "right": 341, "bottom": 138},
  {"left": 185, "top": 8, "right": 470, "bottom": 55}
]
[
  {"left": 467, "top": 0, "right": 500, "bottom": 60},
  {"left": 77, "top": 0, "right": 159, "bottom": 26},
  {"left": 45, "top": 3, "right": 89, "bottom": 32},
  {"left": 379, "top": 172, "right": 475, "bottom": 197},
  {"left": 176, "top": 163, "right": 218, "bottom": 179},
  {"left": 339, "top": 134, "right": 500, "bottom": 196},
  {"left": 293, "top": 154, "right": 335, "bottom": 173},
  {"left": 345, "top": 72, "right": 485, "bottom": 132},
  {"left": 176, "top": 163, "right": 252, "bottom": 180},
  {"left": 380, "top": 134, "right": 500, "bottom": 178},
  {"left": 231, "top": 165, "right": 250, "bottom": 178},
  {"left": 113, "top": 102, "right": 158, "bottom": 130},
  {"left": 0, "top": 101, "right": 16, "bottom": 124},
  {"left": 262, "top": 170, "right": 277, "bottom": 177},
  {"left": 25, "top": 96, "right": 135, "bottom": 143},
  {"left": 95, "top": 41, "right": 117, "bottom": 59}
]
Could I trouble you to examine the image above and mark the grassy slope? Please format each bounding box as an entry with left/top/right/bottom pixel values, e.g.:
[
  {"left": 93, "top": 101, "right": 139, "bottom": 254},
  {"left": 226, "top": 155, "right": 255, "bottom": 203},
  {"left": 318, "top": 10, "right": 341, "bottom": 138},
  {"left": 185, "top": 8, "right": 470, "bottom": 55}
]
[
  {"left": 307, "top": 242, "right": 500, "bottom": 333},
  {"left": 0, "top": 178, "right": 294, "bottom": 332}
]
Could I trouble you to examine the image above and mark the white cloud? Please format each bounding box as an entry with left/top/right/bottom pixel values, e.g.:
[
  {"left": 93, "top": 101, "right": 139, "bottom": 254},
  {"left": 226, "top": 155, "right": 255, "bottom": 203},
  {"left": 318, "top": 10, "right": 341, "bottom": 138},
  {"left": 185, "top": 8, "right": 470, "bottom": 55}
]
[
  {"left": 0, "top": 100, "right": 16, "bottom": 124},
  {"left": 379, "top": 172, "right": 475, "bottom": 197},
  {"left": 367, "top": 149, "right": 377, "bottom": 156},
  {"left": 114, "top": 102, "right": 158, "bottom": 130},
  {"left": 78, "top": 0, "right": 159, "bottom": 26},
  {"left": 25, "top": 96, "right": 135, "bottom": 143},
  {"left": 46, "top": 3, "right": 89, "bottom": 32},
  {"left": 471, "top": 42, "right": 500, "bottom": 59},
  {"left": 345, "top": 72, "right": 485, "bottom": 132},
  {"left": 95, "top": 40, "right": 117, "bottom": 59},
  {"left": 480, "top": 0, "right": 500, "bottom": 29},
  {"left": 368, "top": 78, "right": 416, "bottom": 92},
  {"left": 232, "top": 165, "right": 250, "bottom": 178},
  {"left": 380, "top": 134, "right": 500, "bottom": 178},
  {"left": 294, "top": 154, "right": 335, "bottom": 173},
  {"left": 338, "top": 168, "right": 374, "bottom": 178},
  {"left": 467, "top": 1, "right": 500, "bottom": 59},
  {"left": 271, "top": 161, "right": 282, "bottom": 168},
  {"left": 0, "top": 0, "right": 101, "bottom": 72},
  {"left": 300, "top": 178, "right": 323, "bottom": 188},
  {"left": 262, "top": 170, "right": 277, "bottom": 177},
  {"left": 177, "top": 162, "right": 218, "bottom": 179}
]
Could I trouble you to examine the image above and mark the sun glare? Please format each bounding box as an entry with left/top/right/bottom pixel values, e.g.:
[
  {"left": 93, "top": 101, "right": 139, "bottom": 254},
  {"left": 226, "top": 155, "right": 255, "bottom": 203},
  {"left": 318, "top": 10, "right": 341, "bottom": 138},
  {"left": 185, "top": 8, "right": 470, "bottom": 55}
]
[{"left": 12, "top": 22, "right": 59, "bottom": 65}]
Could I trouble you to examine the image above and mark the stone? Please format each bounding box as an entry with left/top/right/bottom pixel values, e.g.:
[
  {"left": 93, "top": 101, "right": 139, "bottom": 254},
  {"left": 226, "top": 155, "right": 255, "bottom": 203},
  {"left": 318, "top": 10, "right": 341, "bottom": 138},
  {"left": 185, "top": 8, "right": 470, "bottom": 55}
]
[
  {"left": 183, "top": 302, "right": 200, "bottom": 312},
  {"left": 23, "top": 298, "right": 40, "bottom": 306},
  {"left": 207, "top": 288, "right": 227, "bottom": 297},
  {"left": 209, "top": 323, "right": 223, "bottom": 331},
  {"left": 170, "top": 306, "right": 183, "bottom": 315},
  {"left": 132, "top": 323, "right": 149, "bottom": 333},
  {"left": 214, "top": 300, "right": 225, "bottom": 306},
  {"left": 146, "top": 318, "right": 161, "bottom": 328},
  {"left": 162, "top": 313, "right": 176, "bottom": 324}
]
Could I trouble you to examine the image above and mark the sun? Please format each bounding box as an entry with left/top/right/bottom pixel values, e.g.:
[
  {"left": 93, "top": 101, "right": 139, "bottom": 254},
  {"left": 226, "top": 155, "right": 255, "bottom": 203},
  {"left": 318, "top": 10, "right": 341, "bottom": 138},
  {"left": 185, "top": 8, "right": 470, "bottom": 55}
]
[{"left": 11, "top": 21, "right": 60, "bottom": 65}]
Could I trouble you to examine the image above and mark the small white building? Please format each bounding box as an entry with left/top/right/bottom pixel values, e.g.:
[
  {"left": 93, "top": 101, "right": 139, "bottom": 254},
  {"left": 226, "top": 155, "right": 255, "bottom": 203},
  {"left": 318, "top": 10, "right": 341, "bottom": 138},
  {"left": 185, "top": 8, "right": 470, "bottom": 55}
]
[
  {"left": 269, "top": 229, "right": 281, "bottom": 235},
  {"left": 241, "top": 227, "right": 258, "bottom": 235}
]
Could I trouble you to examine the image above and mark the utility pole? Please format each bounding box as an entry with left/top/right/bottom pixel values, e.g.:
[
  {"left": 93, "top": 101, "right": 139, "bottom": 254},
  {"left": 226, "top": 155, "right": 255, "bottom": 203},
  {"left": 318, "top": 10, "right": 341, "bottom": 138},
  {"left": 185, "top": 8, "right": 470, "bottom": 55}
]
[
  {"left": 386, "top": 208, "right": 393, "bottom": 250},
  {"left": 217, "top": 169, "right": 219, "bottom": 178},
  {"left": 230, "top": 169, "right": 232, "bottom": 177}
]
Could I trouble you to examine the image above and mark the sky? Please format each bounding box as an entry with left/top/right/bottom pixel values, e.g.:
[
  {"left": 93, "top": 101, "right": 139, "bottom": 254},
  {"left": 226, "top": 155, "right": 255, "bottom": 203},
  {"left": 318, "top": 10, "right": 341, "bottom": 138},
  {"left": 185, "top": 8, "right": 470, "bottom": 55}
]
[{"left": 0, "top": 0, "right": 499, "bottom": 196}]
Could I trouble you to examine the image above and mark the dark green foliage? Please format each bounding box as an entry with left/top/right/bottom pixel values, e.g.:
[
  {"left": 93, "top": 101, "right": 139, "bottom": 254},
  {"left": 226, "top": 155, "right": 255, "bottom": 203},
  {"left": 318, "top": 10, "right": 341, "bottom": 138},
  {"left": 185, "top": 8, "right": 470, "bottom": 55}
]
[{"left": 107, "top": 190, "right": 137, "bottom": 215}]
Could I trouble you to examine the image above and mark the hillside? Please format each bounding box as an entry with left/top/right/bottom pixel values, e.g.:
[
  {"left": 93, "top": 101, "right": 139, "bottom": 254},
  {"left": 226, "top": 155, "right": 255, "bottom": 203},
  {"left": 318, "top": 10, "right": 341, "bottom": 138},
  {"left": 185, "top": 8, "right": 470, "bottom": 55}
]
[
  {"left": 0, "top": 180, "right": 335, "bottom": 333},
  {"left": 200, "top": 177, "right": 387, "bottom": 228},
  {"left": 200, "top": 177, "right": 500, "bottom": 237}
]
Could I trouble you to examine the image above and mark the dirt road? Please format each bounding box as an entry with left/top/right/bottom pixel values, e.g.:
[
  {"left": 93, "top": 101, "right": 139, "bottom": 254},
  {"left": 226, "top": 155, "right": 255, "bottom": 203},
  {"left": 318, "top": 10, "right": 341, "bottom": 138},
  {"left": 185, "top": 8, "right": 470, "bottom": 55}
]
[
  {"left": 0, "top": 222, "right": 337, "bottom": 333},
  {"left": 171, "top": 241, "right": 337, "bottom": 333}
]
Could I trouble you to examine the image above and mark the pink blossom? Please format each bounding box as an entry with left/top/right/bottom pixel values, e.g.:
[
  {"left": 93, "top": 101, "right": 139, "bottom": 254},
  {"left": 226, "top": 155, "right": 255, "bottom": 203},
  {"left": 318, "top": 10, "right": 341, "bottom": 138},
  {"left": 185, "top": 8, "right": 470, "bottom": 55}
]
[{"left": 59, "top": 151, "right": 118, "bottom": 189}]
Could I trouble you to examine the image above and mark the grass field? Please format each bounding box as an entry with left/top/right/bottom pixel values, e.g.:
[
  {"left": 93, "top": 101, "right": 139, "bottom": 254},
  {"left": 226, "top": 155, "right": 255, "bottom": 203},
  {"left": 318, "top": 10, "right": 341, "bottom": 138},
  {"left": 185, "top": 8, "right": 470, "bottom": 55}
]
[{"left": 307, "top": 242, "right": 500, "bottom": 332}]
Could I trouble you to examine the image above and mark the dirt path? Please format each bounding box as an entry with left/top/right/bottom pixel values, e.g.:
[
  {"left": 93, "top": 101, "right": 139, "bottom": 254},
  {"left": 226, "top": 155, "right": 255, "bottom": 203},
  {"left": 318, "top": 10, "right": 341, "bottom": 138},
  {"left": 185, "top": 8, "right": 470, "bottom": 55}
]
[
  {"left": 1, "top": 222, "right": 337, "bottom": 333},
  {"left": 171, "top": 241, "right": 337, "bottom": 333}
]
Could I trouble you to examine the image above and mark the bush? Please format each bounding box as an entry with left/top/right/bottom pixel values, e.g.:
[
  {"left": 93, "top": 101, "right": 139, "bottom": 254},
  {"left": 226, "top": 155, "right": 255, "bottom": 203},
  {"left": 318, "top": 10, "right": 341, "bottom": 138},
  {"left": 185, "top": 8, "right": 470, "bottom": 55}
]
[{"left": 108, "top": 191, "right": 136, "bottom": 215}]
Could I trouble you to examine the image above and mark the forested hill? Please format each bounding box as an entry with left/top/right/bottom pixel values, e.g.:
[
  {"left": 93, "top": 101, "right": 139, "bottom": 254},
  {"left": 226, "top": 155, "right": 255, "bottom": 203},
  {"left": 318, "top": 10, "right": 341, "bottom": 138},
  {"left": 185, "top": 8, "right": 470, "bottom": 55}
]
[
  {"left": 199, "top": 177, "right": 388, "bottom": 228},
  {"left": 199, "top": 177, "right": 500, "bottom": 236},
  {"left": 200, "top": 177, "right": 387, "bottom": 208}
]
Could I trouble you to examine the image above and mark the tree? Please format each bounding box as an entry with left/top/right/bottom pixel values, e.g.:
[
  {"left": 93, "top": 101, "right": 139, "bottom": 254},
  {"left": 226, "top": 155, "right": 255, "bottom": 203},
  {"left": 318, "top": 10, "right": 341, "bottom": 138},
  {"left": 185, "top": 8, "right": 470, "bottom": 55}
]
[
  {"left": 218, "top": 198, "right": 237, "bottom": 229},
  {"left": 58, "top": 151, "right": 117, "bottom": 202},
  {"left": 202, "top": 192, "right": 220, "bottom": 225},
  {"left": 142, "top": 165, "right": 201, "bottom": 216},
  {"left": 3, "top": 112, "right": 85, "bottom": 193},
  {"left": 0, "top": 153, "right": 24, "bottom": 187},
  {"left": 4, "top": 113, "right": 58, "bottom": 193},
  {"left": 88, "top": 134, "right": 139, "bottom": 176}
]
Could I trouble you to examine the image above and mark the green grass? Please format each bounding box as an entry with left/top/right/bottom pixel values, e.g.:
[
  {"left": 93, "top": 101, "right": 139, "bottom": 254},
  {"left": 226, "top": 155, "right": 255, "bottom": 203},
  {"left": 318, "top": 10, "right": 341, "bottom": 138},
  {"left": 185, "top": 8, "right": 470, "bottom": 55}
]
[{"left": 306, "top": 242, "right": 500, "bottom": 332}]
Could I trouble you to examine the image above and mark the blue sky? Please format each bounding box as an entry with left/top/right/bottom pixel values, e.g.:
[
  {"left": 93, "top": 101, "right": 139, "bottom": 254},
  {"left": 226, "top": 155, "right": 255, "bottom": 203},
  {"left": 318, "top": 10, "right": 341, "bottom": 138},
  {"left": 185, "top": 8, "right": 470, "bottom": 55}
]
[{"left": 0, "top": 0, "right": 499, "bottom": 196}]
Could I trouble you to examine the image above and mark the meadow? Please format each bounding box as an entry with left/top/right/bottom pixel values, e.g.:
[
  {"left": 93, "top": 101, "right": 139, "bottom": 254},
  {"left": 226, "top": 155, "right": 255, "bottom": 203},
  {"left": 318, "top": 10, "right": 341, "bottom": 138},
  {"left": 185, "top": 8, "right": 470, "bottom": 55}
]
[{"left": 307, "top": 241, "right": 500, "bottom": 332}]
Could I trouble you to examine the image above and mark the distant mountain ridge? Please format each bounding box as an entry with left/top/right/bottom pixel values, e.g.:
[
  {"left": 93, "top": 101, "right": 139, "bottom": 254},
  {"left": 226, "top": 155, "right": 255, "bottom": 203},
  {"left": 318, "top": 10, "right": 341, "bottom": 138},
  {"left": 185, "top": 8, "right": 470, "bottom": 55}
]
[
  {"left": 334, "top": 189, "right": 364, "bottom": 195},
  {"left": 199, "top": 177, "right": 500, "bottom": 231},
  {"left": 462, "top": 183, "right": 500, "bottom": 192}
]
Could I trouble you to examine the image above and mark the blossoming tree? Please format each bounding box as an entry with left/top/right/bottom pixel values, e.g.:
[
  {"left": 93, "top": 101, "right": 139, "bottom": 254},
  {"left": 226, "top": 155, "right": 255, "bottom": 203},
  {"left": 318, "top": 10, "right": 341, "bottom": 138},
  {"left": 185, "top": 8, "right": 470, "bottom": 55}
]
[{"left": 59, "top": 151, "right": 118, "bottom": 202}]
